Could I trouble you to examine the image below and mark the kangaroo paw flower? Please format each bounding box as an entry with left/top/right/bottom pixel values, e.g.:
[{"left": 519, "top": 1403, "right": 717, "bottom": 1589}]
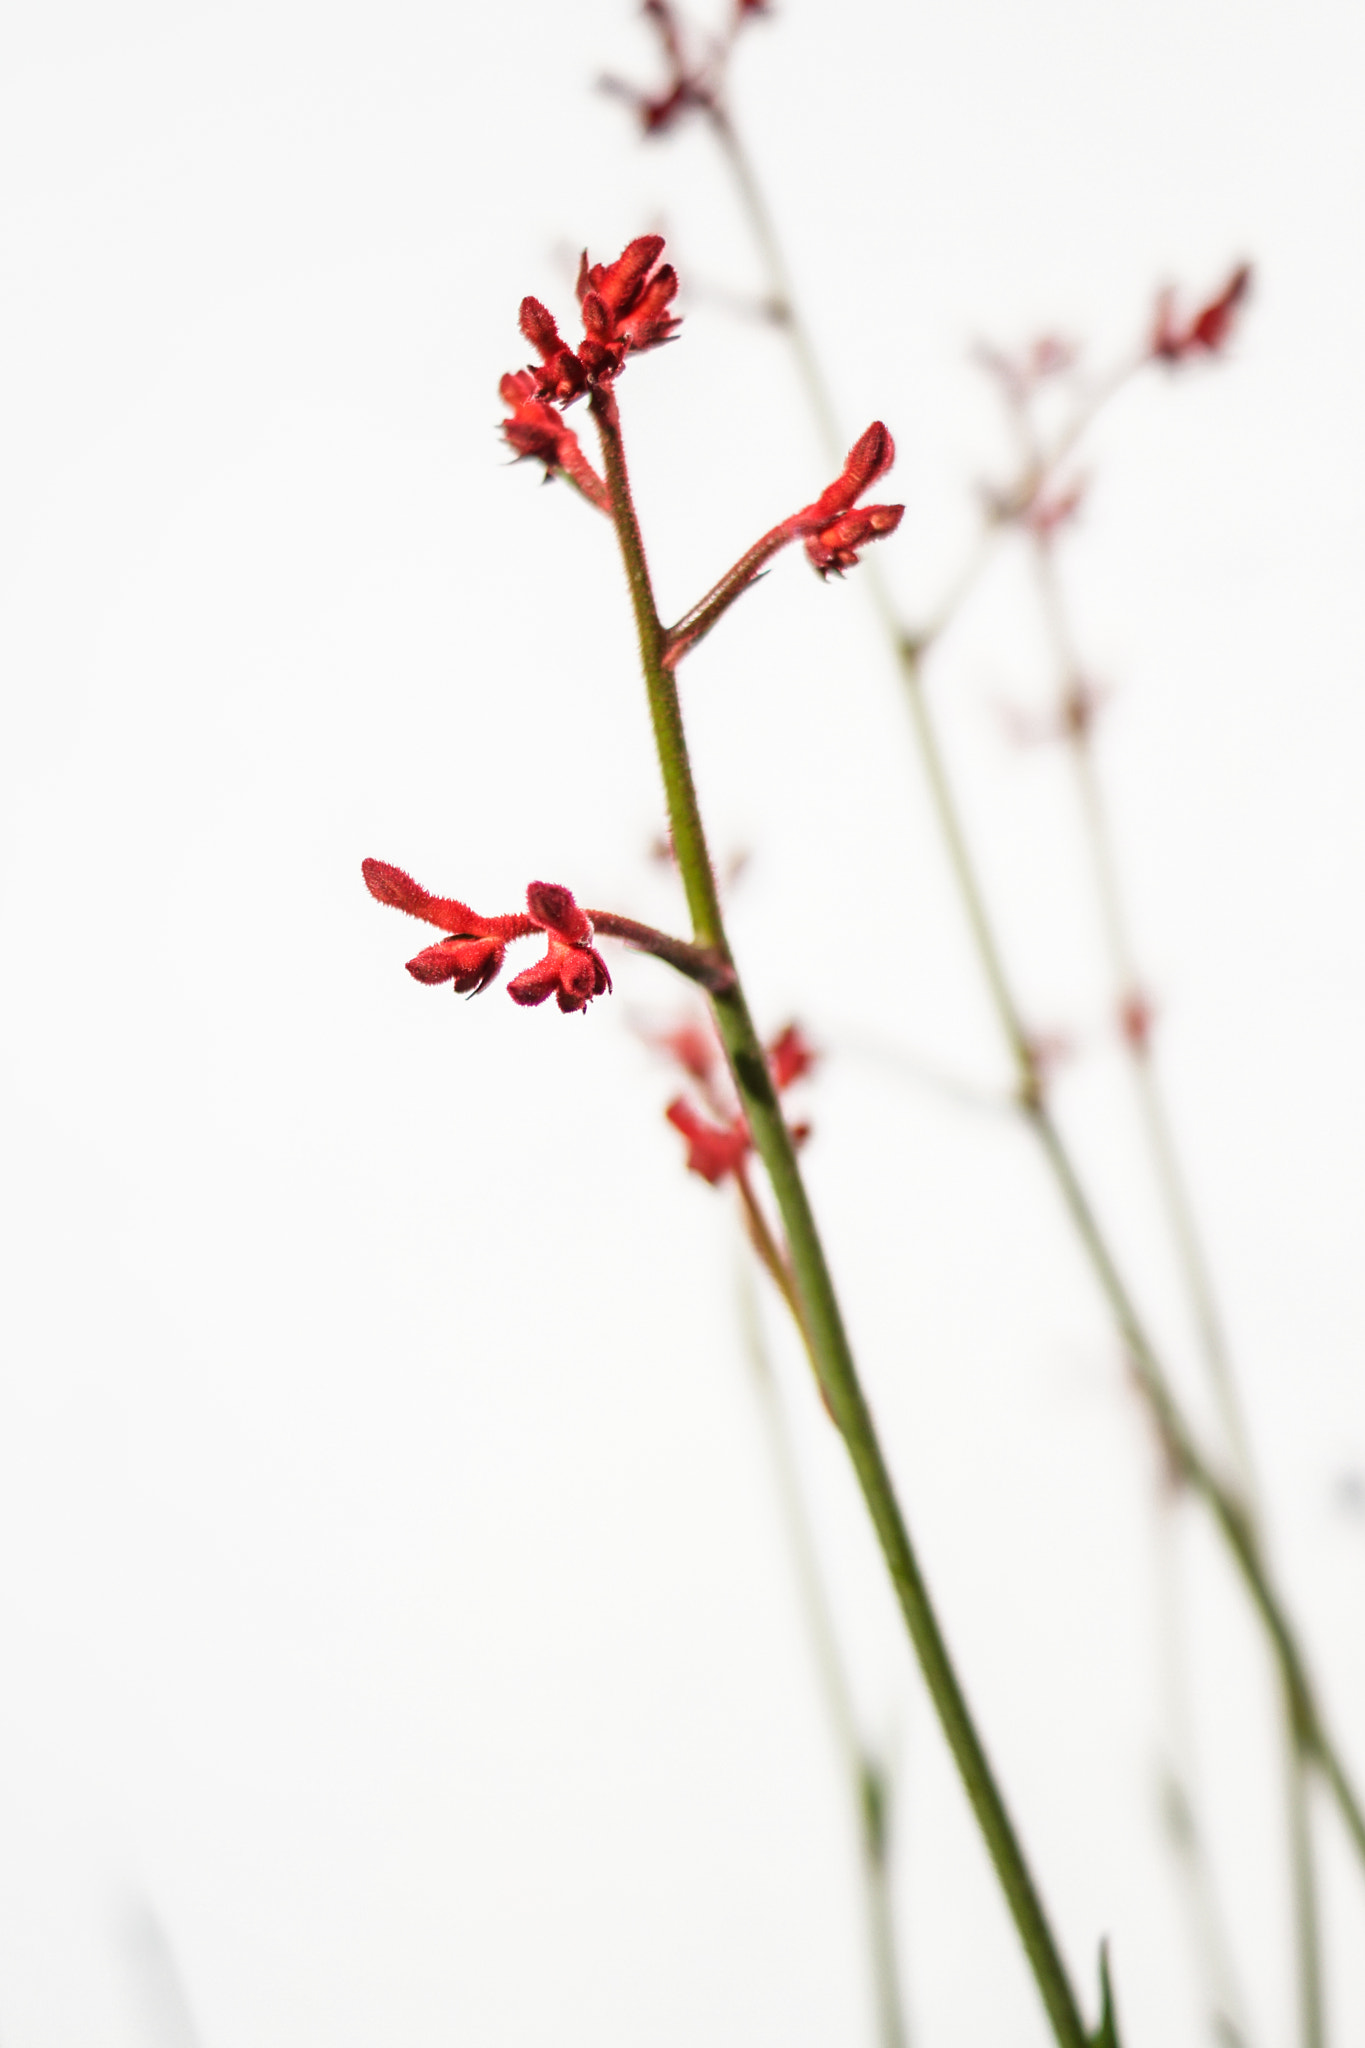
[
  {"left": 362, "top": 858, "right": 535, "bottom": 997},
  {"left": 796, "top": 422, "right": 904, "bottom": 577},
  {"left": 1151, "top": 263, "right": 1252, "bottom": 363},
  {"left": 506, "top": 881, "right": 613, "bottom": 1014}
]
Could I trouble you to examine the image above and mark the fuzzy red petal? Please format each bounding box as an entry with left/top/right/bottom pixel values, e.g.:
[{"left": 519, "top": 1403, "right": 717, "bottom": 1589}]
[
  {"left": 526, "top": 880, "right": 593, "bottom": 945},
  {"left": 405, "top": 937, "right": 506, "bottom": 994}
]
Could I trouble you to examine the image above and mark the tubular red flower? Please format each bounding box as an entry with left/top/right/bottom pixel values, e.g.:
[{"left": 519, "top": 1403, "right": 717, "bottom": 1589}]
[
  {"left": 1151, "top": 264, "right": 1252, "bottom": 363},
  {"left": 656, "top": 1014, "right": 817, "bottom": 1185},
  {"left": 500, "top": 241, "right": 680, "bottom": 480},
  {"left": 577, "top": 236, "right": 681, "bottom": 362},
  {"left": 499, "top": 372, "right": 609, "bottom": 510},
  {"left": 506, "top": 881, "right": 612, "bottom": 1014},
  {"left": 792, "top": 423, "right": 904, "bottom": 578},
  {"left": 362, "top": 858, "right": 534, "bottom": 995}
]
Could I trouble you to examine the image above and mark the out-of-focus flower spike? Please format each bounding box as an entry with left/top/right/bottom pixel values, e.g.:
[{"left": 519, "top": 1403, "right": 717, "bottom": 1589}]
[
  {"left": 1151, "top": 264, "right": 1252, "bottom": 364},
  {"left": 767, "top": 1022, "right": 818, "bottom": 1092},
  {"left": 665, "top": 1098, "right": 752, "bottom": 1185}
]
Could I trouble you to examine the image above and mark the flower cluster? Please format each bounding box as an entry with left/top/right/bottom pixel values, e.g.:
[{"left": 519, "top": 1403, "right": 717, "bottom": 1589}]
[
  {"left": 363, "top": 861, "right": 611, "bottom": 1014},
  {"left": 656, "top": 1014, "right": 816, "bottom": 1186},
  {"left": 500, "top": 236, "right": 680, "bottom": 493},
  {"left": 1151, "top": 263, "right": 1252, "bottom": 363}
]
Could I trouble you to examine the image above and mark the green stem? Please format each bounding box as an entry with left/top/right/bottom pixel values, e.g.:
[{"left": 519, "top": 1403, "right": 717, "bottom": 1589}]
[
  {"left": 737, "top": 1264, "right": 910, "bottom": 2048},
  {"left": 1283, "top": 1680, "right": 1325, "bottom": 2048},
  {"left": 589, "top": 380, "right": 1091, "bottom": 2048}
]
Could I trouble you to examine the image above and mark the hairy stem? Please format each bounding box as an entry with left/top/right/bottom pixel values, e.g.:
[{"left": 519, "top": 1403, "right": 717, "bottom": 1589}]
[{"left": 590, "top": 378, "right": 1091, "bottom": 2048}]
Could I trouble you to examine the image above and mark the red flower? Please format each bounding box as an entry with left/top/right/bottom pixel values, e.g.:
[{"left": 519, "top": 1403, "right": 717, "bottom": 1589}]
[
  {"left": 1152, "top": 264, "right": 1252, "bottom": 363},
  {"left": 499, "top": 370, "right": 610, "bottom": 510},
  {"left": 362, "top": 858, "right": 532, "bottom": 994},
  {"left": 575, "top": 236, "right": 681, "bottom": 375},
  {"left": 654, "top": 1012, "right": 817, "bottom": 1186},
  {"left": 792, "top": 422, "right": 904, "bottom": 577},
  {"left": 506, "top": 882, "right": 613, "bottom": 1014},
  {"left": 362, "top": 862, "right": 610, "bottom": 1013},
  {"left": 766, "top": 1021, "right": 818, "bottom": 1091},
  {"left": 502, "top": 238, "right": 680, "bottom": 476},
  {"left": 666, "top": 1098, "right": 752, "bottom": 1185}
]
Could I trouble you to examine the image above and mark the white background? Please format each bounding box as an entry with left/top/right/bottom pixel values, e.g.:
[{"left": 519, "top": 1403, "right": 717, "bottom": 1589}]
[{"left": 1, "top": 1, "right": 1363, "bottom": 2042}]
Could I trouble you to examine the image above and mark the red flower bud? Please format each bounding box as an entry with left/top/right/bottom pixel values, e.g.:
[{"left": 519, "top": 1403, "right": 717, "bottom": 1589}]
[
  {"left": 1152, "top": 264, "right": 1252, "bottom": 364},
  {"left": 790, "top": 424, "right": 904, "bottom": 578}
]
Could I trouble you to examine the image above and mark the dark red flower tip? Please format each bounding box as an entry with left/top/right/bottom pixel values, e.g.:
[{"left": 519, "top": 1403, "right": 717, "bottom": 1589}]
[
  {"left": 665, "top": 1097, "right": 752, "bottom": 1186},
  {"left": 1151, "top": 264, "right": 1252, "bottom": 364},
  {"left": 526, "top": 879, "right": 593, "bottom": 945}
]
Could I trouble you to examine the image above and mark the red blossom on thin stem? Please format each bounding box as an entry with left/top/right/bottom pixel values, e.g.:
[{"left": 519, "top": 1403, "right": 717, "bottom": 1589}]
[
  {"left": 664, "top": 422, "right": 904, "bottom": 664},
  {"left": 501, "top": 237, "right": 679, "bottom": 483},
  {"left": 655, "top": 1013, "right": 818, "bottom": 1188},
  {"left": 498, "top": 369, "right": 610, "bottom": 511},
  {"left": 361, "top": 858, "right": 534, "bottom": 994},
  {"left": 507, "top": 882, "right": 613, "bottom": 1013},
  {"left": 363, "top": 862, "right": 736, "bottom": 1012},
  {"left": 1151, "top": 263, "right": 1252, "bottom": 364}
]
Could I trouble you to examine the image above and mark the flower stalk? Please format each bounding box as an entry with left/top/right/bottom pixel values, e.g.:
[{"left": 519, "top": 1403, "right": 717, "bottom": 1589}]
[{"left": 589, "top": 376, "right": 1095, "bottom": 2048}]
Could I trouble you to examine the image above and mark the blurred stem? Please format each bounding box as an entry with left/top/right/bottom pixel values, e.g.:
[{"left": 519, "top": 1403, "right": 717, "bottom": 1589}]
[
  {"left": 736, "top": 1261, "right": 909, "bottom": 2048},
  {"left": 1151, "top": 1492, "right": 1253, "bottom": 2048},
  {"left": 702, "top": 92, "right": 1365, "bottom": 1894},
  {"left": 1029, "top": 536, "right": 1255, "bottom": 1481},
  {"left": 1028, "top": 530, "right": 1323, "bottom": 2044},
  {"left": 589, "top": 379, "right": 1092, "bottom": 2048},
  {"left": 1283, "top": 1678, "right": 1325, "bottom": 2048},
  {"left": 708, "top": 106, "right": 844, "bottom": 465}
]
